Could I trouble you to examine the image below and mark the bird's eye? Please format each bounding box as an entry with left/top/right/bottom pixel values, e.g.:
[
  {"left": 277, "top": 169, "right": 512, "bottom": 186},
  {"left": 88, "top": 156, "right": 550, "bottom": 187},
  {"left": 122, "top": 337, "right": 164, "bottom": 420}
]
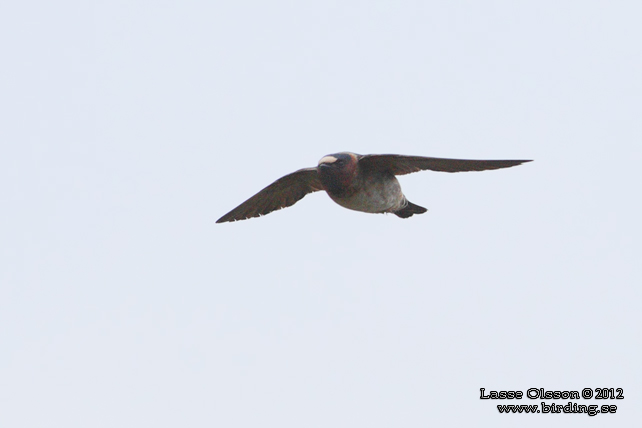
[{"left": 335, "top": 159, "right": 344, "bottom": 165}]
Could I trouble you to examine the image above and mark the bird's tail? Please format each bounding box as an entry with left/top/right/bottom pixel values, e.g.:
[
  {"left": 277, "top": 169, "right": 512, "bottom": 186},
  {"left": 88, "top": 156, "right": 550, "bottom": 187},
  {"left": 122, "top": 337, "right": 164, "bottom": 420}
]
[{"left": 394, "top": 201, "right": 428, "bottom": 219}]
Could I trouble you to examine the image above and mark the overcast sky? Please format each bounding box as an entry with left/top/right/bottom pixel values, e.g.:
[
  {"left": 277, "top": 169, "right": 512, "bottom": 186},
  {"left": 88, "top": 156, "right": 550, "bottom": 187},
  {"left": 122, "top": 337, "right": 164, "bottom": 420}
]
[{"left": 1, "top": 1, "right": 641, "bottom": 427}]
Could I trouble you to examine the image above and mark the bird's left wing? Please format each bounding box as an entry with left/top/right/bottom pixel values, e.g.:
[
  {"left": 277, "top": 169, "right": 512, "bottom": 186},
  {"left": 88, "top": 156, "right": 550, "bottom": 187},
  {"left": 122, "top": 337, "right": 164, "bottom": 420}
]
[
  {"left": 216, "top": 168, "right": 324, "bottom": 223},
  {"left": 359, "top": 154, "right": 532, "bottom": 176}
]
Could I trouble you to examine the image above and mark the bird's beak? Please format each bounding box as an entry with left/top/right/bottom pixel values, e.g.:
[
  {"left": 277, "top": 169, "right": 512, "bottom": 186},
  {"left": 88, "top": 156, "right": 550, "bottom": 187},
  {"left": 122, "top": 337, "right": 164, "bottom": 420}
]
[{"left": 318, "top": 155, "right": 337, "bottom": 168}]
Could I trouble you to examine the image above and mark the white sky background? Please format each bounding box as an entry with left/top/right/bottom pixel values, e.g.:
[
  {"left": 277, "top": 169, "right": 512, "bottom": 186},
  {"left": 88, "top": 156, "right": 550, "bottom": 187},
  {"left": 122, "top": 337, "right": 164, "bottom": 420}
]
[{"left": 1, "top": 1, "right": 641, "bottom": 427}]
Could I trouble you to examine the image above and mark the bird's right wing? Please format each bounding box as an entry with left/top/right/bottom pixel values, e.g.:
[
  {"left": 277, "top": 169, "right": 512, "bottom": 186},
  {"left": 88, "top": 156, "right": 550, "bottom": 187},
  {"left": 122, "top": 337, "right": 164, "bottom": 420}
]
[
  {"left": 216, "top": 168, "right": 324, "bottom": 223},
  {"left": 359, "top": 154, "right": 532, "bottom": 176}
]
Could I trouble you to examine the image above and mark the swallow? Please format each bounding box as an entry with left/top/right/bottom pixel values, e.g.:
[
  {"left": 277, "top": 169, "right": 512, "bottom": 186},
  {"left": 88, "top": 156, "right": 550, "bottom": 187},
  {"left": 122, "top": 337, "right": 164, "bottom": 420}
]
[{"left": 216, "top": 152, "right": 531, "bottom": 223}]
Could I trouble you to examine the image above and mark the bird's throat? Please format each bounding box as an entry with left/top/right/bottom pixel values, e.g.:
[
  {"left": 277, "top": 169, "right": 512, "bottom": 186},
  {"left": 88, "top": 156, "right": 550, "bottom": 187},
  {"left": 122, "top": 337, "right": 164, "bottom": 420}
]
[{"left": 318, "top": 169, "right": 356, "bottom": 197}]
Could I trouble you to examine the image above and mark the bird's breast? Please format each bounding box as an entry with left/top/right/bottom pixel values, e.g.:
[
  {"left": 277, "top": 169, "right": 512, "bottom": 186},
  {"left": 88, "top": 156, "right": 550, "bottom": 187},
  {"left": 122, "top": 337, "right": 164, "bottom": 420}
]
[{"left": 326, "top": 172, "right": 405, "bottom": 213}]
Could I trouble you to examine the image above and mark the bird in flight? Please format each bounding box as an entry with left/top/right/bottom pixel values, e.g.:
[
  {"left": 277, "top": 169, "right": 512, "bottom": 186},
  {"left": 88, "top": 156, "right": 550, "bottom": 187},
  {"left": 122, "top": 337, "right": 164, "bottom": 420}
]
[{"left": 216, "top": 152, "right": 531, "bottom": 223}]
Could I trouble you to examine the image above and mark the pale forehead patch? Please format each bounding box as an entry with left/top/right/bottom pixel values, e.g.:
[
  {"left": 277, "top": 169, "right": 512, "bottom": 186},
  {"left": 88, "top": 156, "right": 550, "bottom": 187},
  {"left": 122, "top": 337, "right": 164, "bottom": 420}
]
[{"left": 318, "top": 155, "right": 338, "bottom": 166}]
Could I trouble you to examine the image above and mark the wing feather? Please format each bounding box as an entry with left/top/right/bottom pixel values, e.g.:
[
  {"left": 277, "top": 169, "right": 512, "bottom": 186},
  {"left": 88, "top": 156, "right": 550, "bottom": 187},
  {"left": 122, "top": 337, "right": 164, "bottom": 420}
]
[
  {"left": 216, "top": 168, "right": 323, "bottom": 223},
  {"left": 359, "top": 154, "right": 532, "bottom": 175}
]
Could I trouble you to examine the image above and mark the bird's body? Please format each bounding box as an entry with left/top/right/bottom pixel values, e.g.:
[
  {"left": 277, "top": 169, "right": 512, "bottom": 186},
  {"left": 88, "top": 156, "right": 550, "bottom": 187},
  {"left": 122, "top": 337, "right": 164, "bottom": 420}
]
[
  {"left": 327, "top": 170, "right": 405, "bottom": 214},
  {"left": 216, "top": 151, "right": 531, "bottom": 223},
  {"left": 316, "top": 152, "right": 406, "bottom": 214}
]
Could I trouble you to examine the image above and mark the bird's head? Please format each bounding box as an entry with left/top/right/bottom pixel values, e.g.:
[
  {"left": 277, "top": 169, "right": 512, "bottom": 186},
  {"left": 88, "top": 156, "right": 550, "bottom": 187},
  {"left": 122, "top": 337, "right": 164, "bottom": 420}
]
[{"left": 317, "top": 152, "right": 360, "bottom": 194}]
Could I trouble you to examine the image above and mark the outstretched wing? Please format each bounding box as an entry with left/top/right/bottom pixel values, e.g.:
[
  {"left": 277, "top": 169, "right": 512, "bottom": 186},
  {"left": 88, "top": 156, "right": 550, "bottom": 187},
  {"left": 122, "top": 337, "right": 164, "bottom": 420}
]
[
  {"left": 217, "top": 168, "right": 324, "bottom": 223},
  {"left": 359, "top": 154, "right": 532, "bottom": 176}
]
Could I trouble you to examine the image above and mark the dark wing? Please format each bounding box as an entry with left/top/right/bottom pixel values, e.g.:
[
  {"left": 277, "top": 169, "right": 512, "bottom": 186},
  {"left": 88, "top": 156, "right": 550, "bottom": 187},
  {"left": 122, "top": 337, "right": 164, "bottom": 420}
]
[
  {"left": 359, "top": 154, "right": 532, "bottom": 176},
  {"left": 216, "top": 167, "right": 324, "bottom": 223}
]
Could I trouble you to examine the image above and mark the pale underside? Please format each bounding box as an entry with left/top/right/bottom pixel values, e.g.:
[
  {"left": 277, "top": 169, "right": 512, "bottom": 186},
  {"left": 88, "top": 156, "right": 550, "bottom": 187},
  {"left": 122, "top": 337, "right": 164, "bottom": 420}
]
[{"left": 327, "top": 174, "right": 406, "bottom": 213}]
